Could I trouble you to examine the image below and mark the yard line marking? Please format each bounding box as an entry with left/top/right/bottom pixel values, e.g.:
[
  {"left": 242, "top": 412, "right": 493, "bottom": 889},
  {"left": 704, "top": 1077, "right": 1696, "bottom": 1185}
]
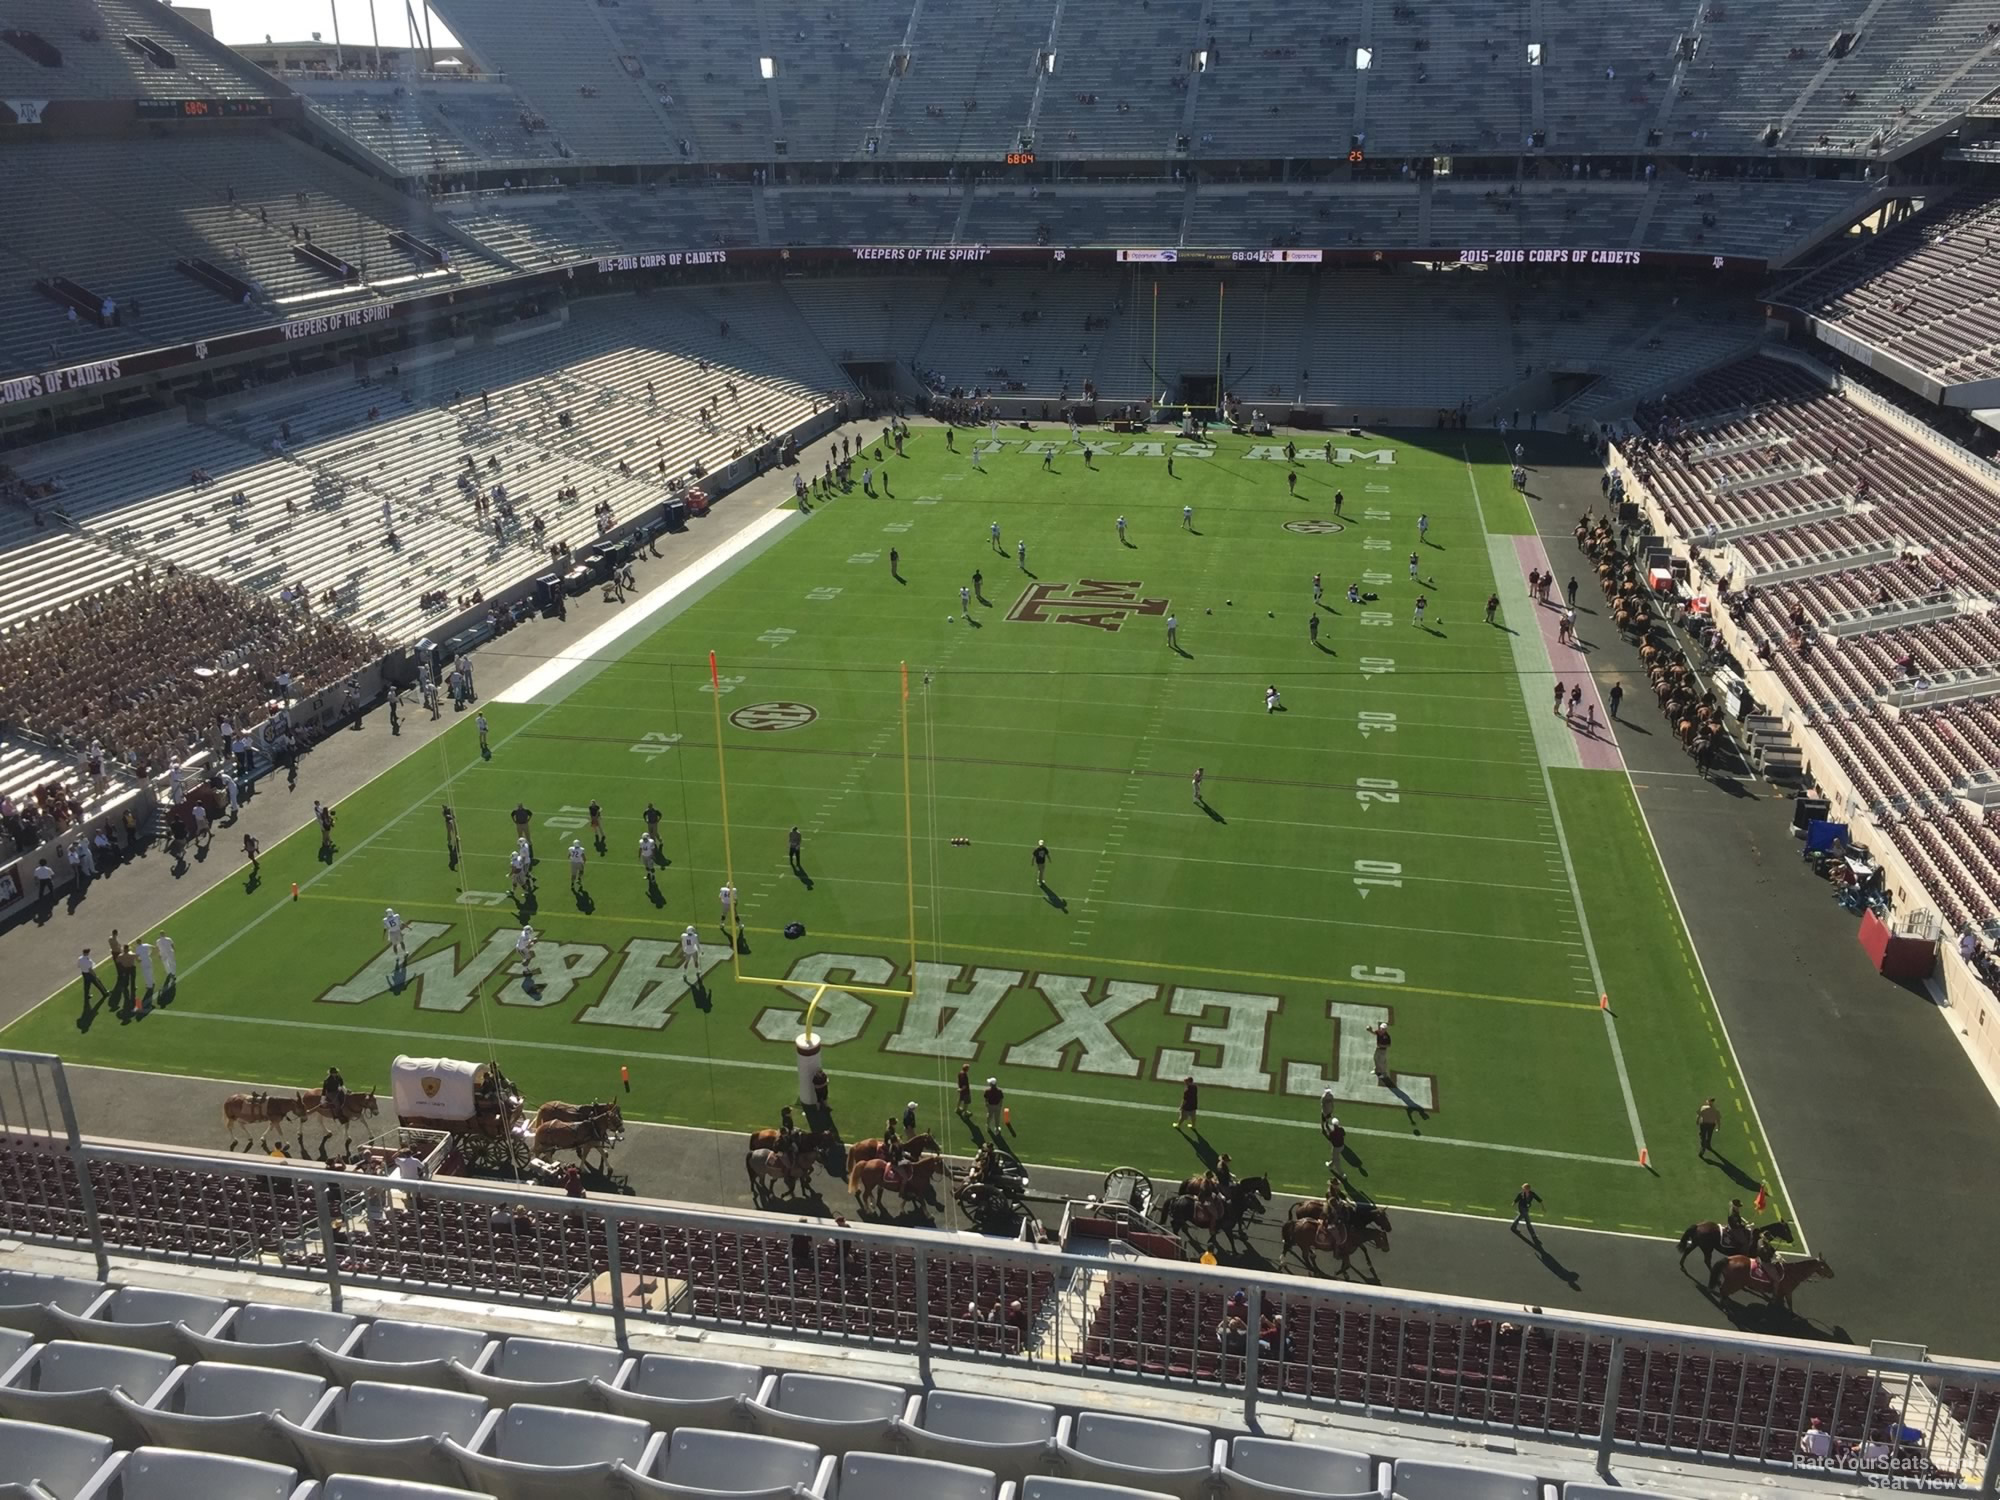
[
  {"left": 587, "top": 872, "right": 1588, "bottom": 946},
  {"left": 534, "top": 724, "right": 1542, "bottom": 779},
  {"left": 210, "top": 894, "right": 1600, "bottom": 1012},
  {"left": 339, "top": 837, "right": 1571, "bottom": 899},
  {"left": 130, "top": 1010, "right": 1646, "bottom": 1169},
  {"left": 483, "top": 739, "right": 1557, "bottom": 812},
  {"left": 454, "top": 780, "right": 1565, "bottom": 851},
  {"left": 1540, "top": 761, "right": 1644, "bottom": 1160}
]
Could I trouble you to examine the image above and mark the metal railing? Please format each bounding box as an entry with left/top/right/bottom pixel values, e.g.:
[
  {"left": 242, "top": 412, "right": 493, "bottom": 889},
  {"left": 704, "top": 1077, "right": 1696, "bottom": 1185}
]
[{"left": 1, "top": 1051, "right": 1996, "bottom": 1493}]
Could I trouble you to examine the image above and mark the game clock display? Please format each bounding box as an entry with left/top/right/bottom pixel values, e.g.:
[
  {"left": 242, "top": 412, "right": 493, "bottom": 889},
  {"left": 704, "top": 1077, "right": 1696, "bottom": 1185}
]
[
  {"left": 135, "top": 98, "right": 276, "bottom": 120},
  {"left": 1004, "top": 150, "right": 1037, "bottom": 165}
]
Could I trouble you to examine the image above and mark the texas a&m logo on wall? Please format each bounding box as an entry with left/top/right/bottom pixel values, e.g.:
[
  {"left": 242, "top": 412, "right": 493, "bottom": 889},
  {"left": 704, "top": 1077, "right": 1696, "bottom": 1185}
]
[{"left": 1007, "top": 580, "right": 1170, "bottom": 634}]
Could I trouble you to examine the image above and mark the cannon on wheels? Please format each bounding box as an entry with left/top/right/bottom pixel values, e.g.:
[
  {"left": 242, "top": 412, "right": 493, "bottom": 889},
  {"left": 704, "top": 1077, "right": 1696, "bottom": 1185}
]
[
  {"left": 390, "top": 1056, "right": 527, "bottom": 1172},
  {"left": 1100, "top": 1167, "right": 1155, "bottom": 1222},
  {"left": 953, "top": 1152, "right": 1031, "bottom": 1231}
]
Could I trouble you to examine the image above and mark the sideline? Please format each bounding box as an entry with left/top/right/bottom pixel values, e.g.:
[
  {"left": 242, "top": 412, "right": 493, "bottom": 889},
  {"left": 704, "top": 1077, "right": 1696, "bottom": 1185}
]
[
  {"left": 75, "top": 1026, "right": 1650, "bottom": 1175},
  {"left": 496, "top": 508, "right": 798, "bottom": 706},
  {"left": 58, "top": 1060, "right": 1680, "bottom": 1245}
]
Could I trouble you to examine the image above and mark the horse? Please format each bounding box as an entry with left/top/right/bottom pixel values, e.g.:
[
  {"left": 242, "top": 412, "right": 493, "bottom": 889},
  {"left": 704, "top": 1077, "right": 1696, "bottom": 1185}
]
[
  {"left": 222, "top": 1091, "right": 302, "bottom": 1148},
  {"left": 1677, "top": 1218, "right": 1793, "bottom": 1270},
  {"left": 1187, "top": 1177, "right": 1273, "bottom": 1246},
  {"left": 531, "top": 1112, "right": 622, "bottom": 1173},
  {"left": 1289, "top": 1197, "right": 1393, "bottom": 1236},
  {"left": 746, "top": 1147, "right": 814, "bottom": 1200},
  {"left": 848, "top": 1153, "right": 945, "bottom": 1216},
  {"left": 844, "top": 1132, "right": 939, "bottom": 1173},
  {"left": 747, "top": 1127, "right": 838, "bottom": 1159},
  {"left": 1161, "top": 1192, "right": 1228, "bottom": 1248},
  {"left": 1709, "top": 1254, "right": 1832, "bottom": 1310},
  {"left": 293, "top": 1088, "right": 380, "bottom": 1149},
  {"left": 1281, "top": 1212, "right": 1390, "bottom": 1277},
  {"left": 533, "top": 1099, "right": 619, "bottom": 1128}
]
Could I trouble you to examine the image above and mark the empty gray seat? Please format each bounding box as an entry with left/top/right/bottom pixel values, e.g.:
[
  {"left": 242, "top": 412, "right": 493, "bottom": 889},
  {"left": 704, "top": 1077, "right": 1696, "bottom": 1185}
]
[
  {"left": 445, "top": 1401, "right": 661, "bottom": 1500},
  {"left": 180, "top": 1302, "right": 361, "bottom": 1373},
  {"left": 0, "top": 1274, "right": 109, "bottom": 1342},
  {"left": 0, "top": 1416, "right": 119, "bottom": 1500},
  {"left": 115, "top": 1360, "right": 325, "bottom": 1467},
  {"left": 0, "top": 1342, "right": 180, "bottom": 1448},
  {"left": 0, "top": 1327, "right": 32, "bottom": 1371},
  {"left": 622, "top": 1428, "right": 830, "bottom": 1499},
  {"left": 97, "top": 1448, "right": 300, "bottom": 1500},
  {"left": 1391, "top": 1460, "right": 1542, "bottom": 1500},
  {"left": 838, "top": 1451, "right": 1001, "bottom": 1500},
  {"left": 275, "top": 1380, "right": 490, "bottom": 1486},
  {"left": 45, "top": 1289, "right": 231, "bottom": 1356},
  {"left": 321, "top": 1480, "right": 490, "bottom": 1500},
  {"left": 895, "top": 1391, "right": 1062, "bottom": 1485},
  {"left": 1218, "top": 1437, "right": 1386, "bottom": 1499},
  {"left": 1054, "top": 1413, "right": 1210, "bottom": 1500},
  {"left": 748, "top": 1372, "right": 903, "bottom": 1454},
  {"left": 1021, "top": 1480, "right": 1175, "bottom": 1500},
  {"left": 594, "top": 1353, "right": 761, "bottom": 1428},
  {"left": 451, "top": 1336, "right": 628, "bottom": 1411},
  {"left": 317, "top": 1320, "right": 492, "bottom": 1391}
]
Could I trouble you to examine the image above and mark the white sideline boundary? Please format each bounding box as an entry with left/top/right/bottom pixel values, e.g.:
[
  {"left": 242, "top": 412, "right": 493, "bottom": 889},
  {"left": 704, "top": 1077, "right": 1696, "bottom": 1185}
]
[{"left": 495, "top": 507, "right": 798, "bottom": 706}]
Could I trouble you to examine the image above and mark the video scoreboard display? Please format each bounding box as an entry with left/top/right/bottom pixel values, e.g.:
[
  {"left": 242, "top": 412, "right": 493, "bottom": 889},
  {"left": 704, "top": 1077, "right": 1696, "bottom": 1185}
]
[{"left": 135, "top": 98, "right": 276, "bottom": 120}]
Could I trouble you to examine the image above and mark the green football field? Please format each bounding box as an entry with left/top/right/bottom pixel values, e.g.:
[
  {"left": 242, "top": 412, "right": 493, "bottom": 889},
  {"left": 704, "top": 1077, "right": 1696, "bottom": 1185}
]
[{"left": 4, "top": 426, "right": 1785, "bottom": 1240}]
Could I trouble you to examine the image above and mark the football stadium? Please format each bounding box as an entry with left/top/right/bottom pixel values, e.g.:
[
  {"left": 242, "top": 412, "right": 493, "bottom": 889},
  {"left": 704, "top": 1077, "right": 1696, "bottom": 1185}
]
[{"left": 3, "top": 0, "right": 2000, "bottom": 1495}]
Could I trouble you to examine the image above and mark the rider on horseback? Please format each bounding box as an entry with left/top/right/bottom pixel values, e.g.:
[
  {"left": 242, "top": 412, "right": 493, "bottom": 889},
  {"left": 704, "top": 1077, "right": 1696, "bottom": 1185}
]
[
  {"left": 880, "top": 1119, "right": 902, "bottom": 1186},
  {"left": 1721, "top": 1198, "right": 1776, "bottom": 1265},
  {"left": 776, "top": 1106, "right": 799, "bottom": 1164},
  {"left": 1212, "top": 1153, "right": 1234, "bottom": 1192},
  {"left": 323, "top": 1065, "right": 347, "bottom": 1122}
]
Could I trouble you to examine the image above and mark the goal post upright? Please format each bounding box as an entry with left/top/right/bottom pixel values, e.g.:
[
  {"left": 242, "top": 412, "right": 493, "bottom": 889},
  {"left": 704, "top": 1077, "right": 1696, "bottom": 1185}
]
[
  {"left": 900, "top": 659, "right": 917, "bottom": 989},
  {"left": 707, "top": 650, "right": 745, "bottom": 987}
]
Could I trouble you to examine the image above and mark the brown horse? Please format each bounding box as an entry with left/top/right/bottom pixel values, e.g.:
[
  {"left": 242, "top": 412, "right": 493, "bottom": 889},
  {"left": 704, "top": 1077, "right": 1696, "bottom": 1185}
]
[
  {"left": 845, "top": 1132, "right": 939, "bottom": 1173},
  {"left": 1677, "top": 1218, "right": 1793, "bottom": 1270},
  {"left": 534, "top": 1099, "right": 619, "bottom": 1128},
  {"left": 294, "top": 1088, "right": 380, "bottom": 1147},
  {"left": 1289, "top": 1198, "right": 1393, "bottom": 1235},
  {"left": 1710, "top": 1254, "right": 1832, "bottom": 1309},
  {"left": 747, "top": 1127, "right": 838, "bottom": 1157},
  {"left": 532, "top": 1112, "right": 622, "bottom": 1173},
  {"left": 222, "top": 1091, "right": 303, "bottom": 1148},
  {"left": 746, "top": 1147, "right": 814, "bottom": 1199},
  {"left": 1282, "top": 1212, "right": 1390, "bottom": 1276},
  {"left": 848, "top": 1153, "right": 945, "bottom": 1216}
]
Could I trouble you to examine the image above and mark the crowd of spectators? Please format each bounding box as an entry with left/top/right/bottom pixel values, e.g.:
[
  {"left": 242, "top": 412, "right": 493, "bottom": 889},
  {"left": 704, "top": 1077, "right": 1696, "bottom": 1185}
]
[{"left": 0, "top": 570, "right": 385, "bottom": 779}]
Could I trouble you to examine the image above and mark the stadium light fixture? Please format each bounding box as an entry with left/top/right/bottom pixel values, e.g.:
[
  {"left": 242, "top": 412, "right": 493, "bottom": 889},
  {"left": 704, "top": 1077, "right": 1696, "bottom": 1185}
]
[
  {"left": 1528, "top": 43, "right": 1543, "bottom": 66},
  {"left": 759, "top": 56, "right": 775, "bottom": 80},
  {"left": 1355, "top": 46, "right": 1373, "bottom": 70}
]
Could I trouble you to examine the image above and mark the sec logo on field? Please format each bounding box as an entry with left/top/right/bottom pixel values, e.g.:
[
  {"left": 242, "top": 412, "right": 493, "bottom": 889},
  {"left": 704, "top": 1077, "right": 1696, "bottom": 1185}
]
[
  {"left": 729, "top": 701, "right": 818, "bottom": 733},
  {"left": 1283, "top": 520, "right": 1347, "bottom": 535}
]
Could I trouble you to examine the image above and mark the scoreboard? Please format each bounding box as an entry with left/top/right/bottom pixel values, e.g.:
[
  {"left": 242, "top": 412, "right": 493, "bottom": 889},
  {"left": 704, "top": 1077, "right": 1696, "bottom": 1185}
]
[{"left": 135, "top": 98, "right": 276, "bottom": 120}]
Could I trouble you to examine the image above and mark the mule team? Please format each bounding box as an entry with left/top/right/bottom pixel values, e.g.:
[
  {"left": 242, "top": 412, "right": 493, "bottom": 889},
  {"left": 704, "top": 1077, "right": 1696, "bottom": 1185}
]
[{"left": 222, "top": 1083, "right": 623, "bottom": 1172}]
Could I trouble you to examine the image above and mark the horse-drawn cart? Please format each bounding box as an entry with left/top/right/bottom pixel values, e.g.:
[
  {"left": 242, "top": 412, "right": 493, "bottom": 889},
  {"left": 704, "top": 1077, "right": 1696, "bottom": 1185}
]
[{"left": 390, "top": 1056, "right": 526, "bottom": 1171}]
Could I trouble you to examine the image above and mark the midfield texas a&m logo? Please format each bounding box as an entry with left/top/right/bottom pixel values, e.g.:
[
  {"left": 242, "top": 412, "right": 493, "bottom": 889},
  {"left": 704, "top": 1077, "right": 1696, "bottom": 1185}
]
[{"left": 1007, "top": 579, "right": 1170, "bottom": 633}]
